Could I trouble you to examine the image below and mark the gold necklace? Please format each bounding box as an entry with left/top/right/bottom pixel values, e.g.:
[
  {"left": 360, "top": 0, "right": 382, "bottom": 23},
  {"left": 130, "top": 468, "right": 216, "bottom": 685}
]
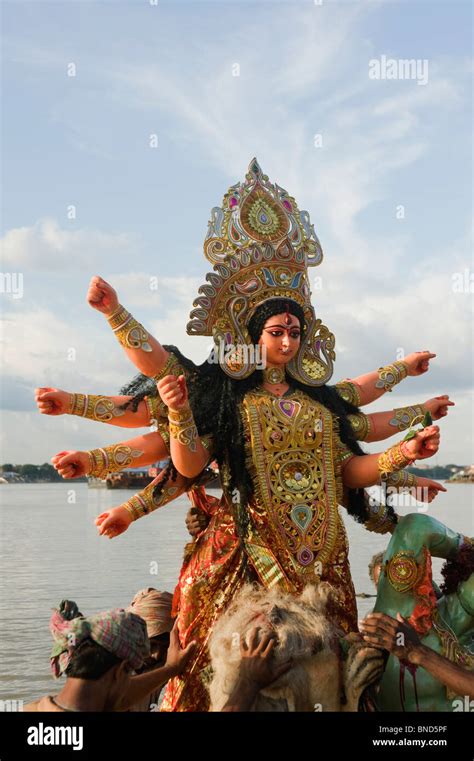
[{"left": 263, "top": 366, "right": 286, "bottom": 385}]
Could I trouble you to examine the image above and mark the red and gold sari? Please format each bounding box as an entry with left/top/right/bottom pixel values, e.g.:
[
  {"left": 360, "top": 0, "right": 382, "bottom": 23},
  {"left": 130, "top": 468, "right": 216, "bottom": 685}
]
[{"left": 161, "top": 387, "right": 358, "bottom": 711}]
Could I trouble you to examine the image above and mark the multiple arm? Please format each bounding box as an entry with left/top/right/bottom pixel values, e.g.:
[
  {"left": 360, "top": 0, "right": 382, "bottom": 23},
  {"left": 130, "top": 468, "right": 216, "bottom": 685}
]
[
  {"left": 335, "top": 351, "right": 436, "bottom": 407},
  {"left": 36, "top": 384, "right": 453, "bottom": 452},
  {"left": 95, "top": 456, "right": 216, "bottom": 538},
  {"left": 39, "top": 280, "right": 452, "bottom": 458},
  {"left": 87, "top": 275, "right": 170, "bottom": 378},
  {"left": 157, "top": 374, "right": 211, "bottom": 479},
  {"left": 51, "top": 431, "right": 168, "bottom": 480},
  {"left": 35, "top": 388, "right": 152, "bottom": 428},
  {"left": 342, "top": 425, "right": 441, "bottom": 490},
  {"left": 348, "top": 396, "right": 453, "bottom": 443},
  {"left": 37, "top": 276, "right": 452, "bottom": 549}
]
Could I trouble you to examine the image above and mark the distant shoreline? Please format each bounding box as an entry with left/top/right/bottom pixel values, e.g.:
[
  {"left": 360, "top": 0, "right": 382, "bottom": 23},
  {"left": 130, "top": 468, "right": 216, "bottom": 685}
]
[{"left": 1, "top": 463, "right": 472, "bottom": 485}]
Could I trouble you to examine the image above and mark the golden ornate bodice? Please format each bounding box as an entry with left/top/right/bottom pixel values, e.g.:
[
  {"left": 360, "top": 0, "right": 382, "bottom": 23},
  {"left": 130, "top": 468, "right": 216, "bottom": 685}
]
[{"left": 240, "top": 387, "right": 354, "bottom": 591}]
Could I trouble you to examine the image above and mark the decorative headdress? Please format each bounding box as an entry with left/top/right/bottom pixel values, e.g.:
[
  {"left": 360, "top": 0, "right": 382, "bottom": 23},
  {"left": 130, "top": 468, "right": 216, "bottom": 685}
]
[{"left": 187, "top": 158, "right": 335, "bottom": 385}]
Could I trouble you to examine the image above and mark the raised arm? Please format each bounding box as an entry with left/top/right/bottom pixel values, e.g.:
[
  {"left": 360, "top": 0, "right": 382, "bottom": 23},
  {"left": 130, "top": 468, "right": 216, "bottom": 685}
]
[
  {"left": 342, "top": 425, "right": 440, "bottom": 489},
  {"left": 157, "top": 374, "right": 211, "bottom": 479},
  {"left": 95, "top": 460, "right": 215, "bottom": 539},
  {"left": 349, "top": 396, "right": 454, "bottom": 443},
  {"left": 51, "top": 431, "right": 168, "bottom": 480},
  {"left": 86, "top": 275, "right": 169, "bottom": 378},
  {"left": 335, "top": 351, "right": 436, "bottom": 407},
  {"left": 35, "top": 387, "right": 153, "bottom": 428}
]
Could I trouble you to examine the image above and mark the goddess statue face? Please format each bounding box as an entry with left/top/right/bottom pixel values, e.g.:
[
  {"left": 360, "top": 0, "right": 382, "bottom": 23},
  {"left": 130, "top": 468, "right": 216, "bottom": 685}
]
[{"left": 258, "top": 312, "right": 301, "bottom": 367}]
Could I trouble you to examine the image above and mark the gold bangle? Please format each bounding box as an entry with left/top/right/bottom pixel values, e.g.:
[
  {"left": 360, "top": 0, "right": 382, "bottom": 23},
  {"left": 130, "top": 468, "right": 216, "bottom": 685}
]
[
  {"left": 87, "top": 444, "right": 144, "bottom": 477},
  {"left": 87, "top": 448, "right": 108, "bottom": 478},
  {"left": 169, "top": 420, "right": 198, "bottom": 452},
  {"left": 107, "top": 304, "right": 152, "bottom": 352},
  {"left": 375, "top": 360, "right": 408, "bottom": 392},
  {"left": 123, "top": 492, "right": 151, "bottom": 521},
  {"left": 378, "top": 441, "right": 414, "bottom": 477},
  {"left": 70, "top": 393, "right": 126, "bottom": 422},
  {"left": 168, "top": 404, "right": 198, "bottom": 451},
  {"left": 145, "top": 395, "right": 168, "bottom": 425},
  {"left": 107, "top": 304, "right": 130, "bottom": 330},
  {"left": 383, "top": 470, "right": 416, "bottom": 489},
  {"left": 69, "top": 393, "right": 87, "bottom": 416},
  {"left": 364, "top": 502, "right": 396, "bottom": 534},
  {"left": 150, "top": 353, "right": 184, "bottom": 383},
  {"left": 200, "top": 434, "right": 214, "bottom": 453},
  {"left": 123, "top": 478, "right": 186, "bottom": 520},
  {"left": 348, "top": 412, "right": 371, "bottom": 441},
  {"left": 168, "top": 405, "right": 193, "bottom": 423},
  {"left": 122, "top": 501, "right": 139, "bottom": 521},
  {"left": 389, "top": 404, "right": 426, "bottom": 431}
]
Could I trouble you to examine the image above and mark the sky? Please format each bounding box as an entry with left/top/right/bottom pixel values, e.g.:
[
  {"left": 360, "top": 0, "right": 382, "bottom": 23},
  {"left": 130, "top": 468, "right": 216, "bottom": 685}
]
[{"left": 0, "top": 0, "right": 473, "bottom": 465}]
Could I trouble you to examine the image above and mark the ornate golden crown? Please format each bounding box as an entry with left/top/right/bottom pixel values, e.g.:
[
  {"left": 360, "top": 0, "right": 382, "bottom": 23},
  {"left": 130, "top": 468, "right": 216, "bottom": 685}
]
[{"left": 187, "top": 158, "right": 335, "bottom": 385}]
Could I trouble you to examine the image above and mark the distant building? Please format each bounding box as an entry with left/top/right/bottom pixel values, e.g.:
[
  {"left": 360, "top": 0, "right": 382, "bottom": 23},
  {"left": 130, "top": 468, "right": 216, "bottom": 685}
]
[
  {"left": 0, "top": 471, "right": 25, "bottom": 483},
  {"left": 448, "top": 465, "right": 474, "bottom": 483},
  {"left": 88, "top": 462, "right": 169, "bottom": 490}
]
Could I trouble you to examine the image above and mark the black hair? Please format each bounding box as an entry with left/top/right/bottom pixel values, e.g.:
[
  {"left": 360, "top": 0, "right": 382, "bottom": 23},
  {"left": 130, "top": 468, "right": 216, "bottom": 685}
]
[
  {"left": 440, "top": 544, "right": 474, "bottom": 597},
  {"left": 64, "top": 638, "right": 122, "bottom": 680},
  {"left": 246, "top": 298, "right": 307, "bottom": 343},
  {"left": 119, "top": 299, "right": 397, "bottom": 538}
]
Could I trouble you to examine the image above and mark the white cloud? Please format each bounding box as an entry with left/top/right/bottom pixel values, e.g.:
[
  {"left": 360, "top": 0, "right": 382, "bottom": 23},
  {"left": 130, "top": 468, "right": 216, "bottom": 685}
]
[
  {"left": 318, "top": 227, "right": 473, "bottom": 391},
  {"left": 1, "top": 2, "right": 471, "bottom": 464},
  {"left": 0, "top": 283, "right": 212, "bottom": 412},
  {"left": 105, "top": 272, "right": 204, "bottom": 309},
  {"left": 1, "top": 218, "right": 138, "bottom": 272},
  {"left": 0, "top": 307, "right": 135, "bottom": 395}
]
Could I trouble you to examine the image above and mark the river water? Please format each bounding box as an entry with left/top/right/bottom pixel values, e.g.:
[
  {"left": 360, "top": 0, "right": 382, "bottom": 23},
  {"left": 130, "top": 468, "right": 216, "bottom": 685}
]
[{"left": 0, "top": 482, "right": 472, "bottom": 703}]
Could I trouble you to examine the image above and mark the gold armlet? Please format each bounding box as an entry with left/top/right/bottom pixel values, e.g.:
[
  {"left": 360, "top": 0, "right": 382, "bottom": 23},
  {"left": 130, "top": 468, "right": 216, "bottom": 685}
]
[
  {"left": 383, "top": 470, "right": 416, "bottom": 490},
  {"left": 69, "top": 393, "right": 126, "bottom": 422},
  {"left": 364, "top": 502, "right": 397, "bottom": 535},
  {"left": 122, "top": 490, "right": 155, "bottom": 521},
  {"left": 145, "top": 395, "right": 168, "bottom": 426},
  {"left": 107, "top": 304, "right": 152, "bottom": 352},
  {"left": 169, "top": 406, "right": 198, "bottom": 452},
  {"left": 168, "top": 405, "right": 193, "bottom": 422},
  {"left": 122, "top": 479, "right": 185, "bottom": 520},
  {"left": 348, "top": 413, "right": 371, "bottom": 441},
  {"left": 389, "top": 404, "right": 426, "bottom": 431},
  {"left": 150, "top": 353, "right": 184, "bottom": 383},
  {"left": 377, "top": 441, "right": 414, "bottom": 477},
  {"left": 87, "top": 444, "right": 144, "bottom": 478},
  {"left": 335, "top": 380, "right": 362, "bottom": 407},
  {"left": 375, "top": 360, "right": 408, "bottom": 392}
]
